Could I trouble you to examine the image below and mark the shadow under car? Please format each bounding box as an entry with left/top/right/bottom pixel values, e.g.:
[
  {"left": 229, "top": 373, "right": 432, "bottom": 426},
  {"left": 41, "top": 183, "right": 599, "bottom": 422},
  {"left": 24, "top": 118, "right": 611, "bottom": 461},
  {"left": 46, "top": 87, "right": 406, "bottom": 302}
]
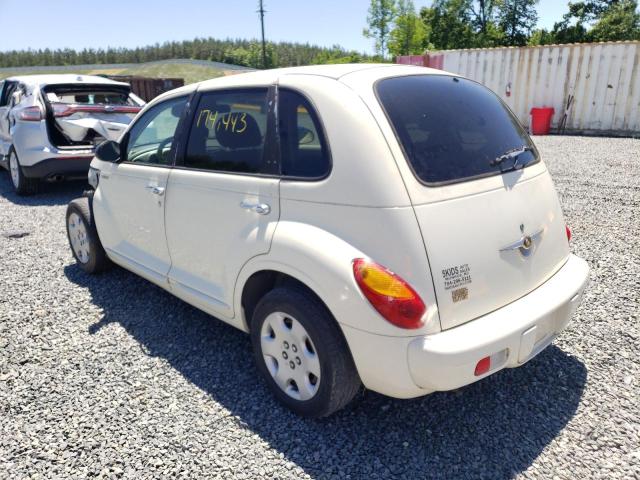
[{"left": 64, "top": 258, "right": 587, "bottom": 479}]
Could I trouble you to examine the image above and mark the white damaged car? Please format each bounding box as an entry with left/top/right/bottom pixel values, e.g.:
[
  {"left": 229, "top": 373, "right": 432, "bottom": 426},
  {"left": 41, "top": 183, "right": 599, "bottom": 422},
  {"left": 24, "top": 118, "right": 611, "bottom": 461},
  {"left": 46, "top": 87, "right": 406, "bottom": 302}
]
[
  {"left": 65, "top": 64, "right": 590, "bottom": 417},
  {"left": 0, "top": 74, "right": 144, "bottom": 194}
]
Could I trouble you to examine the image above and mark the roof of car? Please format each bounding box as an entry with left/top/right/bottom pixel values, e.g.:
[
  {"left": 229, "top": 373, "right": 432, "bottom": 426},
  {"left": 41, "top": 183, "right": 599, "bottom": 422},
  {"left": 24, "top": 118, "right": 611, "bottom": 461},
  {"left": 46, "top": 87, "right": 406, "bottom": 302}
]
[
  {"left": 200, "top": 63, "right": 445, "bottom": 85},
  {"left": 151, "top": 63, "right": 448, "bottom": 104},
  {"left": 4, "top": 74, "right": 130, "bottom": 88}
]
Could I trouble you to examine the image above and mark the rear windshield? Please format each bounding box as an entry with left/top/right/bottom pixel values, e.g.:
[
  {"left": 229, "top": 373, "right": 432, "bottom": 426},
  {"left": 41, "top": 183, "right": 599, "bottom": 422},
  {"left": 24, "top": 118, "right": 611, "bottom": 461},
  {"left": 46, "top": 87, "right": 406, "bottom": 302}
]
[
  {"left": 376, "top": 75, "right": 538, "bottom": 185},
  {"left": 44, "top": 85, "right": 134, "bottom": 106}
]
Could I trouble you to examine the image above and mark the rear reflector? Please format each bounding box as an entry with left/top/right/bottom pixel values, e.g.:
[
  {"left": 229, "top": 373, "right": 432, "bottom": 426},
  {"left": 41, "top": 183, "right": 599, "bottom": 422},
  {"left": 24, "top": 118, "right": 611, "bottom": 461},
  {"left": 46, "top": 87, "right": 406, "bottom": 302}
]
[
  {"left": 475, "top": 349, "right": 509, "bottom": 376},
  {"left": 566, "top": 225, "right": 572, "bottom": 242},
  {"left": 474, "top": 356, "right": 491, "bottom": 376}
]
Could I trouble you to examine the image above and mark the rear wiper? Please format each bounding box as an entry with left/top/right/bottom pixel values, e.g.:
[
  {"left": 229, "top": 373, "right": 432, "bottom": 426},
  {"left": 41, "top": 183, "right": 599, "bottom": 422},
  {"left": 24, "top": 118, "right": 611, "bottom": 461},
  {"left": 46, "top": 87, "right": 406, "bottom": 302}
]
[{"left": 490, "top": 145, "right": 533, "bottom": 170}]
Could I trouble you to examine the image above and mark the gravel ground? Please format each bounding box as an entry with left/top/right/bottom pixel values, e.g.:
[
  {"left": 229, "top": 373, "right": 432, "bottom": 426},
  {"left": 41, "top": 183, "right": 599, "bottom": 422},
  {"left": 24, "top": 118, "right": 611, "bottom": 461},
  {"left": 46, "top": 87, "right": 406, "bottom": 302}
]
[{"left": 0, "top": 135, "right": 638, "bottom": 479}]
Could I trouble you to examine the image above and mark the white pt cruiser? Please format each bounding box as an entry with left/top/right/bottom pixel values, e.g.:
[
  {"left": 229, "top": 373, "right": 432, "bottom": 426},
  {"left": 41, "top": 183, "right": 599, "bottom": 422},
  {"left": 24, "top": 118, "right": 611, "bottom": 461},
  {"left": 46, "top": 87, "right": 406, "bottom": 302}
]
[{"left": 66, "top": 64, "right": 590, "bottom": 417}]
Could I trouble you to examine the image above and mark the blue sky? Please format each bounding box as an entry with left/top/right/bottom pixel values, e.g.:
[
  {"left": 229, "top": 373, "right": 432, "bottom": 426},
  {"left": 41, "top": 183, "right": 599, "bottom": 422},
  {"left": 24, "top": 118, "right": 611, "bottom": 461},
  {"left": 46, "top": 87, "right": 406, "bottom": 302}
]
[{"left": 0, "top": 0, "right": 568, "bottom": 54}]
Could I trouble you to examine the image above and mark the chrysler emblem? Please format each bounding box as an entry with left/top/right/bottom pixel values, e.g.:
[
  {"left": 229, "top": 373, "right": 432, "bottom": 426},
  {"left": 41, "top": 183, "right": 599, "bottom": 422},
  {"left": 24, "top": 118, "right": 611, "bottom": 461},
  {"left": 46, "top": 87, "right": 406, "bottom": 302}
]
[{"left": 501, "top": 227, "right": 544, "bottom": 257}]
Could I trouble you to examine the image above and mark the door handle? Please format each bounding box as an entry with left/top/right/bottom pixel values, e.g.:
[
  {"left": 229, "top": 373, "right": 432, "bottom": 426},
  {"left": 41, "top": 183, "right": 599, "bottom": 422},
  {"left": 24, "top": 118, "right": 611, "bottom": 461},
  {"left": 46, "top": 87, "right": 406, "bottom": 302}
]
[
  {"left": 145, "top": 185, "right": 165, "bottom": 196},
  {"left": 240, "top": 200, "right": 271, "bottom": 215}
]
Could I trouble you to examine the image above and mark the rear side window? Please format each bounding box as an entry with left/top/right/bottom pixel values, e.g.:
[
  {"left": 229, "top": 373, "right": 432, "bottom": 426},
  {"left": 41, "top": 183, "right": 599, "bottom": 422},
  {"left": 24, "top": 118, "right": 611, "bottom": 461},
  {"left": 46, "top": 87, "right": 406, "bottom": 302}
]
[
  {"left": 184, "top": 89, "right": 268, "bottom": 174},
  {"left": 278, "top": 90, "right": 329, "bottom": 178},
  {"left": 376, "top": 75, "right": 538, "bottom": 185}
]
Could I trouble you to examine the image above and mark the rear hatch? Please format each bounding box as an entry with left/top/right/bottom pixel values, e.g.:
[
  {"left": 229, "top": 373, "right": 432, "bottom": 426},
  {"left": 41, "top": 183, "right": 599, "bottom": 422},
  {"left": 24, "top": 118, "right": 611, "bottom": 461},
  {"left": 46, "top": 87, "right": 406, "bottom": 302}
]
[
  {"left": 376, "top": 74, "right": 570, "bottom": 330},
  {"left": 41, "top": 83, "right": 142, "bottom": 148}
]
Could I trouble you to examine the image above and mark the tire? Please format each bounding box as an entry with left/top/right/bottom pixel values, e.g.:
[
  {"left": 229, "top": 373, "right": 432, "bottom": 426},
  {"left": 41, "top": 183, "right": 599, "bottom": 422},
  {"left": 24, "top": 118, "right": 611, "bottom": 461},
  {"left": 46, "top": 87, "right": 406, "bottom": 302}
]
[
  {"left": 251, "top": 286, "right": 361, "bottom": 418},
  {"left": 65, "top": 196, "right": 111, "bottom": 273},
  {"left": 8, "top": 148, "right": 38, "bottom": 195}
]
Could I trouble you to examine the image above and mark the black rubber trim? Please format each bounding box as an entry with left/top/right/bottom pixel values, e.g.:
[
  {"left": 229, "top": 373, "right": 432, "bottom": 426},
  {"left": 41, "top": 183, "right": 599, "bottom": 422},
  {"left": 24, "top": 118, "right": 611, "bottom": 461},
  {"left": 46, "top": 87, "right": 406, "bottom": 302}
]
[{"left": 21, "top": 157, "right": 93, "bottom": 179}]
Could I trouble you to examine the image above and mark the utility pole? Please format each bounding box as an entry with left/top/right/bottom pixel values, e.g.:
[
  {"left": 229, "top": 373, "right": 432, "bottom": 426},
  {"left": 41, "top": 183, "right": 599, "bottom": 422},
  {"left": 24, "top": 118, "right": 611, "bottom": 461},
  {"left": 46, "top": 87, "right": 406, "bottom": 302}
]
[{"left": 258, "top": 0, "right": 267, "bottom": 69}]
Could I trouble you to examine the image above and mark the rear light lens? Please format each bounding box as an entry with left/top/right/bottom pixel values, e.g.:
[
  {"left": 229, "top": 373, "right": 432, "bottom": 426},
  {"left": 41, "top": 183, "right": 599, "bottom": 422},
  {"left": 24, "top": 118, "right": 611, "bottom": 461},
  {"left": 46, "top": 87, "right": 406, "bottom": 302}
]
[
  {"left": 475, "top": 356, "right": 491, "bottom": 376},
  {"left": 474, "top": 349, "right": 508, "bottom": 376},
  {"left": 51, "top": 102, "right": 142, "bottom": 117},
  {"left": 352, "top": 258, "right": 426, "bottom": 329},
  {"left": 52, "top": 103, "right": 73, "bottom": 117},
  {"left": 566, "top": 225, "right": 572, "bottom": 242},
  {"left": 17, "top": 106, "right": 42, "bottom": 121}
]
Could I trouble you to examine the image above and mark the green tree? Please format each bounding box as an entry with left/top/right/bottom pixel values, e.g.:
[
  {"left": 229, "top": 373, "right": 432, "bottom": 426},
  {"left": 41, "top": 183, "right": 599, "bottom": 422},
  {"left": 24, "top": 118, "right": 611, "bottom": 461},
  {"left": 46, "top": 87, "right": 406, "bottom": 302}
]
[
  {"left": 589, "top": 0, "right": 640, "bottom": 40},
  {"left": 551, "top": 0, "right": 640, "bottom": 43},
  {"left": 528, "top": 28, "right": 556, "bottom": 45},
  {"left": 363, "top": 0, "right": 397, "bottom": 58},
  {"left": 420, "top": 0, "right": 476, "bottom": 49},
  {"left": 388, "top": 0, "right": 427, "bottom": 56},
  {"left": 469, "top": 0, "right": 506, "bottom": 46},
  {"left": 496, "top": 0, "right": 539, "bottom": 46},
  {"left": 470, "top": 0, "right": 496, "bottom": 33}
]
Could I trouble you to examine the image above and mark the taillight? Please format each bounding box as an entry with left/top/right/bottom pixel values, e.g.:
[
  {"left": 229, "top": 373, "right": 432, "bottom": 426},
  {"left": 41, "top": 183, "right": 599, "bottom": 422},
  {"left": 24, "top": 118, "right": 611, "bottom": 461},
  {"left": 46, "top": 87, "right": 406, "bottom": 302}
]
[
  {"left": 566, "top": 225, "right": 572, "bottom": 242},
  {"left": 352, "top": 258, "right": 426, "bottom": 329},
  {"left": 52, "top": 103, "right": 73, "bottom": 117},
  {"left": 17, "top": 106, "right": 42, "bottom": 121},
  {"left": 51, "top": 102, "right": 141, "bottom": 117}
]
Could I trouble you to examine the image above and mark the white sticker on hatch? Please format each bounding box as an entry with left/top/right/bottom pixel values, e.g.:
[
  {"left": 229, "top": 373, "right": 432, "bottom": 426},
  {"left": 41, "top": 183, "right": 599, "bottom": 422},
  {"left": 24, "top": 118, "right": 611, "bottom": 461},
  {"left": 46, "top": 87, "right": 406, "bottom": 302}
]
[{"left": 441, "top": 264, "right": 472, "bottom": 291}]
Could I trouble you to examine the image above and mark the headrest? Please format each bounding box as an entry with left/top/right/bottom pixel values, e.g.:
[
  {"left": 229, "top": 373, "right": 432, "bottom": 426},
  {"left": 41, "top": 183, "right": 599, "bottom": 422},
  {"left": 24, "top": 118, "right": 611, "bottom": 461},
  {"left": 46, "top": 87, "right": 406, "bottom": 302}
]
[{"left": 215, "top": 112, "right": 262, "bottom": 149}]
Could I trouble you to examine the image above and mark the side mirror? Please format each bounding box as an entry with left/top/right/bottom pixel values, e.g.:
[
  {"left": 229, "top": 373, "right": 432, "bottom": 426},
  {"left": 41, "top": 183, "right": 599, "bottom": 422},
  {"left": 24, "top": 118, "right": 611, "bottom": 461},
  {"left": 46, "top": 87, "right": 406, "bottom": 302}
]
[{"left": 95, "top": 140, "right": 121, "bottom": 162}]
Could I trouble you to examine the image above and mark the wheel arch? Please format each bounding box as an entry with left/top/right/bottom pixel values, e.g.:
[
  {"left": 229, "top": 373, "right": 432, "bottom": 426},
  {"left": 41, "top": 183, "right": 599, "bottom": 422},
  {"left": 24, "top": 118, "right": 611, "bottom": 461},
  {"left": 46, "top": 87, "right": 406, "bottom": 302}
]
[
  {"left": 233, "top": 220, "right": 410, "bottom": 337},
  {"left": 233, "top": 221, "right": 366, "bottom": 334},
  {"left": 236, "top": 263, "right": 339, "bottom": 334}
]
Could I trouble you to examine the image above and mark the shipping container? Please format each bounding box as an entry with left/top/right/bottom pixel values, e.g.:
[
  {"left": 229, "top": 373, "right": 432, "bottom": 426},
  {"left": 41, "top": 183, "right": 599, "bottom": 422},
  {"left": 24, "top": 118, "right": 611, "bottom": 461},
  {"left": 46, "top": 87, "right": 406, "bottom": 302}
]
[{"left": 399, "top": 41, "right": 640, "bottom": 136}]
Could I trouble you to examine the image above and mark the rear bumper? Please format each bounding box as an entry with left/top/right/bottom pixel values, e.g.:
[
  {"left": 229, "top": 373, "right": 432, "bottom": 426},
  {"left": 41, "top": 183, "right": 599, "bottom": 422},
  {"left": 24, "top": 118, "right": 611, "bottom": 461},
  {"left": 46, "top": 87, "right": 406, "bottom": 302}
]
[
  {"left": 22, "top": 155, "right": 94, "bottom": 180},
  {"left": 343, "top": 254, "right": 590, "bottom": 398}
]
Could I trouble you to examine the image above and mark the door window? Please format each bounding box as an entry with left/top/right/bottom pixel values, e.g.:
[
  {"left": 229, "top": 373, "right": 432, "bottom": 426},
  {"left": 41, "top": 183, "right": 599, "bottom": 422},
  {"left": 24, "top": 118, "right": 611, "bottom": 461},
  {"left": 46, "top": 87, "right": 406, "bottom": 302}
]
[
  {"left": 126, "top": 96, "right": 187, "bottom": 165},
  {"left": 184, "top": 89, "right": 269, "bottom": 174},
  {"left": 278, "top": 90, "right": 330, "bottom": 178}
]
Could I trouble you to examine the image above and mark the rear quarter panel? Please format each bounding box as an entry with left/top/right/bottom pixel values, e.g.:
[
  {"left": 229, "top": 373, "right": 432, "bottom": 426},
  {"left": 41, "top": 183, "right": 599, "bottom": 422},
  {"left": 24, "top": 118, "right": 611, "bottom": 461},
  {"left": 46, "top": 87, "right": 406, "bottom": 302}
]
[{"left": 236, "top": 74, "right": 441, "bottom": 336}]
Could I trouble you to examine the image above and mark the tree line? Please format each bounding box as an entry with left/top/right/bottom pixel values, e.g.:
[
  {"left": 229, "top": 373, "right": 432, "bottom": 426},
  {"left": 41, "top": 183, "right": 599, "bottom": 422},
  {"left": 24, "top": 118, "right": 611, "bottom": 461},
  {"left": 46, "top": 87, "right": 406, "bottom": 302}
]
[
  {"left": 0, "top": 1, "right": 638, "bottom": 69},
  {"left": 0, "top": 38, "right": 371, "bottom": 69},
  {"left": 365, "top": 0, "right": 640, "bottom": 57}
]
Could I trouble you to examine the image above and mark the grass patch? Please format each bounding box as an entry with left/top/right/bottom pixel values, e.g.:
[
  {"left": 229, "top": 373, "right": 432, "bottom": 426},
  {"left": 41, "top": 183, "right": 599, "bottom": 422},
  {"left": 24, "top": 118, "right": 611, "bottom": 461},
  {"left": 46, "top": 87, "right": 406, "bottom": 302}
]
[{"left": 0, "top": 60, "right": 245, "bottom": 84}]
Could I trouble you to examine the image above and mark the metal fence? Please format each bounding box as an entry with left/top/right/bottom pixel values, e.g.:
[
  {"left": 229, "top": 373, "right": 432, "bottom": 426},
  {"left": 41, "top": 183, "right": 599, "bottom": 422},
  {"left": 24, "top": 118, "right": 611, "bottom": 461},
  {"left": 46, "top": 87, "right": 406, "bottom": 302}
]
[
  {"left": 398, "top": 41, "right": 640, "bottom": 136},
  {"left": 103, "top": 76, "right": 184, "bottom": 102}
]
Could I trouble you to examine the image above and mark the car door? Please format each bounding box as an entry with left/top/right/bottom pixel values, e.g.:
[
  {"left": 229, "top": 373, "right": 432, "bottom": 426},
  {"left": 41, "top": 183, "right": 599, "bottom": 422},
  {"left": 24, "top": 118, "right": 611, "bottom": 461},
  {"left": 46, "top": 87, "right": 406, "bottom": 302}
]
[
  {"left": 94, "top": 95, "right": 188, "bottom": 285},
  {"left": 164, "top": 87, "right": 280, "bottom": 318}
]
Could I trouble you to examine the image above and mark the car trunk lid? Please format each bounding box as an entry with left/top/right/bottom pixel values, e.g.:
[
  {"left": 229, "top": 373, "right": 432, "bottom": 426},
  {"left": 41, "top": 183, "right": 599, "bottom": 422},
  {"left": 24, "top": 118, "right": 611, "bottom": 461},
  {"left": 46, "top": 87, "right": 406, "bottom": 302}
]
[
  {"left": 413, "top": 170, "right": 569, "bottom": 329},
  {"left": 375, "top": 74, "right": 570, "bottom": 330}
]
